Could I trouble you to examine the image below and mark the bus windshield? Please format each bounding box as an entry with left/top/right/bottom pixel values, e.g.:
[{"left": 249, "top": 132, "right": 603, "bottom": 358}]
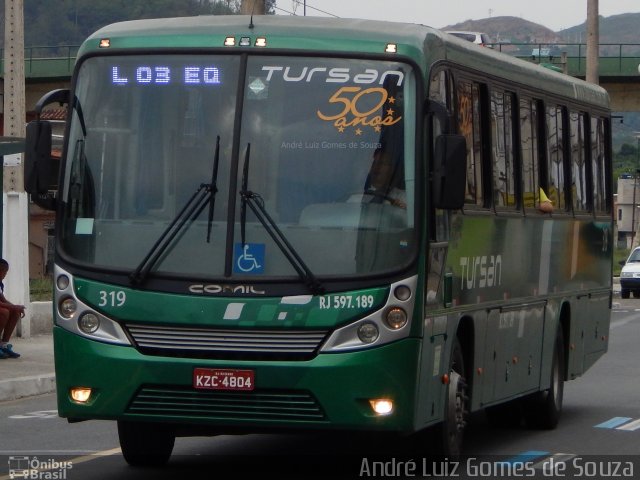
[{"left": 59, "top": 55, "right": 417, "bottom": 280}]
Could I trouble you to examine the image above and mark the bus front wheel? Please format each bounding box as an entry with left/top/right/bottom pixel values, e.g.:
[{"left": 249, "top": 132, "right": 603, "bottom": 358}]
[
  {"left": 118, "top": 420, "right": 175, "bottom": 467},
  {"left": 437, "top": 337, "right": 469, "bottom": 456}
]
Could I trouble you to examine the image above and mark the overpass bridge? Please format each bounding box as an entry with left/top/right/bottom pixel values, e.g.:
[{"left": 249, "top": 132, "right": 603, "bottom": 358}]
[{"left": 1, "top": 43, "right": 640, "bottom": 112}]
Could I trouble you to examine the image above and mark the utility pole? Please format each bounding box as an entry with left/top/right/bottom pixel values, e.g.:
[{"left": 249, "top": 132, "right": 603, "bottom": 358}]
[
  {"left": 3, "top": 0, "right": 30, "bottom": 337},
  {"left": 586, "top": 0, "right": 599, "bottom": 84},
  {"left": 240, "top": 0, "right": 265, "bottom": 15}
]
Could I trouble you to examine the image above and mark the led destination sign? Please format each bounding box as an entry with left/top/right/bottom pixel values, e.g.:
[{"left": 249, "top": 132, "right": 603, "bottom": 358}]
[{"left": 111, "top": 65, "right": 222, "bottom": 85}]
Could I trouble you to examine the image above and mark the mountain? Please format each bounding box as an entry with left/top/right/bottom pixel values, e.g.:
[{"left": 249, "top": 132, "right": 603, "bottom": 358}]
[
  {"left": 559, "top": 12, "right": 640, "bottom": 44},
  {"left": 441, "top": 16, "right": 562, "bottom": 45},
  {"left": 441, "top": 12, "right": 640, "bottom": 46}
]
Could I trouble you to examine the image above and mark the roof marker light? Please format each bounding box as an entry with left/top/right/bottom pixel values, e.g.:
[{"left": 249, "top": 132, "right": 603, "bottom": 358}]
[
  {"left": 99, "top": 38, "right": 110, "bottom": 48},
  {"left": 385, "top": 43, "right": 398, "bottom": 53},
  {"left": 239, "top": 37, "right": 251, "bottom": 47},
  {"left": 224, "top": 36, "right": 236, "bottom": 46},
  {"left": 255, "top": 37, "right": 267, "bottom": 47}
]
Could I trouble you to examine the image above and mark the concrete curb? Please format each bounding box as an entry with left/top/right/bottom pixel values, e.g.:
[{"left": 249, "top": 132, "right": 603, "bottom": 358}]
[{"left": 0, "top": 373, "right": 56, "bottom": 402}]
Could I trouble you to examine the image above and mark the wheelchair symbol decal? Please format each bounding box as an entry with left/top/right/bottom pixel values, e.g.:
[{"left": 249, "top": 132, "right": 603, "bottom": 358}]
[{"left": 234, "top": 243, "right": 265, "bottom": 274}]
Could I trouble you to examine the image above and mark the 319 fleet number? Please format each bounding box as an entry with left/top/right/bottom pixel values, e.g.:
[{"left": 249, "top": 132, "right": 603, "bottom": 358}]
[{"left": 98, "top": 290, "right": 126, "bottom": 307}]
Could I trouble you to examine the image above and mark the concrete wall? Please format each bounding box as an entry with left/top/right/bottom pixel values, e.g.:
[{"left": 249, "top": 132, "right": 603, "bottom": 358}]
[
  {"left": 603, "top": 81, "right": 640, "bottom": 112},
  {"left": 18, "top": 301, "right": 53, "bottom": 337}
]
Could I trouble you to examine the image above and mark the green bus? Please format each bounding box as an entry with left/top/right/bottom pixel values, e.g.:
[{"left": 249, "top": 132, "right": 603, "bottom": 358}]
[{"left": 25, "top": 15, "right": 613, "bottom": 465}]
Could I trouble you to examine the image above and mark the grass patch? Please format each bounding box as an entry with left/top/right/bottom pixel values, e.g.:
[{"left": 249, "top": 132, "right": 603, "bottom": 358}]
[
  {"left": 30, "top": 277, "right": 53, "bottom": 301},
  {"left": 614, "top": 247, "right": 631, "bottom": 277}
]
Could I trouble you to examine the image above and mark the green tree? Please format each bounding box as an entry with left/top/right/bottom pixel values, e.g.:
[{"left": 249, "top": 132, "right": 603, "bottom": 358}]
[{"left": 12, "top": 0, "right": 249, "bottom": 47}]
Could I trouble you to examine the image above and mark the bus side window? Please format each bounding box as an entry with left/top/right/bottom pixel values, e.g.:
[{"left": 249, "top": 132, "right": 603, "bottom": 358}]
[
  {"left": 491, "top": 90, "right": 517, "bottom": 208},
  {"left": 591, "top": 116, "right": 609, "bottom": 213},
  {"left": 520, "top": 98, "right": 540, "bottom": 209},
  {"left": 546, "top": 105, "right": 567, "bottom": 211},
  {"left": 456, "top": 80, "right": 484, "bottom": 207},
  {"left": 570, "top": 111, "right": 590, "bottom": 213}
]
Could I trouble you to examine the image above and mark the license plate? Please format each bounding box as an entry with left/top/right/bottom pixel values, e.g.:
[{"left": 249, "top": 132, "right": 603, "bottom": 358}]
[{"left": 193, "top": 368, "right": 255, "bottom": 391}]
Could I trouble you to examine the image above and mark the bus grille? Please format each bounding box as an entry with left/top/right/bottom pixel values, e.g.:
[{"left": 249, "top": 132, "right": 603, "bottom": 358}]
[
  {"left": 125, "top": 324, "right": 328, "bottom": 360},
  {"left": 127, "top": 386, "right": 327, "bottom": 421}
]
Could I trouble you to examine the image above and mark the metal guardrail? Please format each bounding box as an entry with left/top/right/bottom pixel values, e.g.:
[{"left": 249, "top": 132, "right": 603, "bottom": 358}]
[
  {"left": 2, "top": 43, "right": 640, "bottom": 79},
  {"left": 0, "top": 45, "right": 79, "bottom": 78},
  {"left": 495, "top": 43, "right": 640, "bottom": 77}
]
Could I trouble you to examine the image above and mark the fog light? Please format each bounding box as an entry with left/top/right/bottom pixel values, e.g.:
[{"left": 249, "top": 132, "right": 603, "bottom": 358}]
[
  {"left": 385, "top": 307, "right": 407, "bottom": 330},
  {"left": 56, "top": 275, "right": 70, "bottom": 291},
  {"left": 357, "top": 322, "right": 379, "bottom": 344},
  {"left": 59, "top": 297, "right": 77, "bottom": 319},
  {"left": 70, "top": 387, "right": 92, "bottom": 403},
  {"left": 78, "top": 313, "right": 100, "bottom": 334},
  {"left": 369, "top": 398, "right": 394, "bottom": 415}
]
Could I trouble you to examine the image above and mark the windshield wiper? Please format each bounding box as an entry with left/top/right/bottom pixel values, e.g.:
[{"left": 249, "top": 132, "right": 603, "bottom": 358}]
[
  {"left": 207, "top": 136, "right": 221, "bottom": 243},
  {"left": 239, "top": 143, "right": 324, "bottom": 295},
  {"left": 130, "top": 137, "right": 221, "bottom": 285}
]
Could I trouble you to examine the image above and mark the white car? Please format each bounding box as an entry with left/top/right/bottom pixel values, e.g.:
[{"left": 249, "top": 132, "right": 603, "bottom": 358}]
[
  {"left": 445, "top": 31, "right": 492, "bottom": 48},
  {"left": 620, "top": 246, "right": 640, "bottom": 298}
]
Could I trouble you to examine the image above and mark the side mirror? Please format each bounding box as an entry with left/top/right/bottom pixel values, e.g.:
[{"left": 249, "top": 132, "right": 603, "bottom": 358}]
[
  {"left": 619, "top": 260, "right": 626, "bottom": 266},
  {"left": 24, "top": 89, "right": 70, "bottom": 211},
  {"left": 24, "top": 120, "right": 56, "bottom": 210},
  {"left": 432, "top": 134, "right": 466, "bottom": 210}
]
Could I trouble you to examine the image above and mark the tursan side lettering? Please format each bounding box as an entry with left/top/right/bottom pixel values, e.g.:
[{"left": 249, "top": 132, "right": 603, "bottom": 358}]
[{"left": 459, "top": 255, "right": 502, "bottom": 290}]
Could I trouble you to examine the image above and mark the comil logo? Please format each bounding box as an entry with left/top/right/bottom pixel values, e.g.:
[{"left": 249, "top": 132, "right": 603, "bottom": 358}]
[{"left": 7, "top": 456, "right": 73, "bottom": 479}]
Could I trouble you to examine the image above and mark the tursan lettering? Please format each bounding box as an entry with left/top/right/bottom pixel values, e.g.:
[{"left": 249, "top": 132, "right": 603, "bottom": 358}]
[
  {"left": 459, "top": 255, "right": 502, "bottom": 290},
  {"left": 261, "top": 65, "right": 404, "bottom": 86}
]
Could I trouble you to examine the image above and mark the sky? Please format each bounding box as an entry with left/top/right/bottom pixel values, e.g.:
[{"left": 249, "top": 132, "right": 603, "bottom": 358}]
[{"left": 273, "top": 0, "right": 640, "bottom": 31}]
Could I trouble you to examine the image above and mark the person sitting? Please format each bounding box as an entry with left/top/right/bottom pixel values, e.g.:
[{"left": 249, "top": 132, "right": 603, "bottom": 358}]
[
  {"left": 356, "top": 148, "right": 406, "bottom": 209},
  {"left": 0, "top": 259, "right": 26, "bottom": 359}
]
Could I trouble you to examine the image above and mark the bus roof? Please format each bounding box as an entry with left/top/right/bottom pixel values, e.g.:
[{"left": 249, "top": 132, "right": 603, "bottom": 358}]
[{"left": 81, "top": 15, "right": 609, "bottom": 109}]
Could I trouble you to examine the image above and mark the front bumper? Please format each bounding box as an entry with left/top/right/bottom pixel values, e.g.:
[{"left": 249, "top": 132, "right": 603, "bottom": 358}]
[
  {"left": 54, "top": 327, "right": 422, "bottom": 433},
  {"left": 620, "top": 277, "right": 640, "bottom": 289}
]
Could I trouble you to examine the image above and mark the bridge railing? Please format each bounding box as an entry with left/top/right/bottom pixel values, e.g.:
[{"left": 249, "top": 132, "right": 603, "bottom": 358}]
[
  {"left": 2, "top": 43, "right": 640, "bottom": 79},
  {"left": 0, "top": 45, "right": 79, "bottom": 78},
  {"left": 493, "top": 42, "right": 640, "bottom": 77}
]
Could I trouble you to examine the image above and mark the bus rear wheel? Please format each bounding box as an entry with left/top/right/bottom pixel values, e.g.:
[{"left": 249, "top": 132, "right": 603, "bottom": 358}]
[
  {"left": 118, "top": 420, "right": 175, "bottom": 467},
  {"left": 524, "top": 326, "right": 565, "bottom": 429}
]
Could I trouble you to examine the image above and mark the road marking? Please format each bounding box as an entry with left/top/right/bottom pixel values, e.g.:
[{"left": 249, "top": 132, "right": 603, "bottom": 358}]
[
  {"left": 8, "top": 410, "right": 57, "bottom": 419},
  {"left": 615, "top": 418, "right": 640, "bottom": 431},
  {"left": 532, "top": 453, "right": 577, "bottom": 471},
  {"left": 500, "top": 450, "right": 549, "bottom": 465},
  {"left": 595, "top": 417, "right": 633, "bottom": 429},
  {"left": 0, "top": 447, "right": 121, "bottom": 480}
]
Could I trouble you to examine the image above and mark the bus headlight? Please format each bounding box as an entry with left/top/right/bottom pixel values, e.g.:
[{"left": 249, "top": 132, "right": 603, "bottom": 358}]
[
  {"left": 56, "top": 274, "right": 70, "bottom": 290},
  {"left": 357, "top": 322, "right": 379, "bottom": 344},
  {"left": 78, "top": 313, "right": 101, "bottom": 334},
  {"left": 59, "top": 297, "right": 77, "bottom": 319},
  {"left": 384, "top": 307, "right": 407, "bottom": 330}
]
